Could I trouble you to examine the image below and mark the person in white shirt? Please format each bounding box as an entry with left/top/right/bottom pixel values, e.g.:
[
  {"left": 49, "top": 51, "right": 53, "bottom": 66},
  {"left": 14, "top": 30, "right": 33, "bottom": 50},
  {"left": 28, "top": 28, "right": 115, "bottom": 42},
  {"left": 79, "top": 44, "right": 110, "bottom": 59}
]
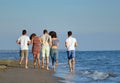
[
  {"left": 65, "top": 31, "right": 78, "bottom": 72},
  {"left": 41, "top": 29, "right": 52, "bottom": 70},
  {"left": 16, "top": 30, "right": 31, "bottom": 69}
]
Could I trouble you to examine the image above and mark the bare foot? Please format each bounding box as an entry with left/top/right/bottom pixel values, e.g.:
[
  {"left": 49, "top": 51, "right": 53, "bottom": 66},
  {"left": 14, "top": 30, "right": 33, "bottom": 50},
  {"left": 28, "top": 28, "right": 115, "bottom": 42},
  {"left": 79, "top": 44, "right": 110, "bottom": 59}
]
[
  {"left": 25, "top": 66, "right": 28, "bottom": 69},
  {"left": 46, "top": 67, "right": 49, "bottom": 71},
  {"left": 41, "top": 66, "right": 44, "bottom": 69}
]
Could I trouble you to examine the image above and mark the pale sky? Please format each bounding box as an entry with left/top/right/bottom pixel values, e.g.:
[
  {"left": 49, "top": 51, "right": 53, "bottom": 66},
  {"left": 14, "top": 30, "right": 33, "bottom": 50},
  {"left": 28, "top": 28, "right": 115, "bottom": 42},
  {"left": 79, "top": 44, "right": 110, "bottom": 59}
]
[{"left": 0, "top": 0, "right": 120, "bottom": 51}]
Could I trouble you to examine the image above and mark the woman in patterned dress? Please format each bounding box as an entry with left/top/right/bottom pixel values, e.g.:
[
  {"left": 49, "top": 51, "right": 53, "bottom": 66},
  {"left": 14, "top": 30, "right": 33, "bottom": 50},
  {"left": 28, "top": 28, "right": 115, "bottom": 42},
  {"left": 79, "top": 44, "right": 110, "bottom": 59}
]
[{"left": 30, "top": 33, "right": 41, "bottom": 68}]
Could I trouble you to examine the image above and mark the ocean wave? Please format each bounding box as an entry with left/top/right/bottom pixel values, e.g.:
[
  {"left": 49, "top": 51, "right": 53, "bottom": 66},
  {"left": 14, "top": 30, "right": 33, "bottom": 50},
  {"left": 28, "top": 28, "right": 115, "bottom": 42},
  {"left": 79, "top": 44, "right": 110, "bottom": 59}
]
[
  {"left": 58, "top": 62, "right": 67, "bottom": 65},
  {"left": 79, "top": 70, "right": 117, "bottom": 81}
]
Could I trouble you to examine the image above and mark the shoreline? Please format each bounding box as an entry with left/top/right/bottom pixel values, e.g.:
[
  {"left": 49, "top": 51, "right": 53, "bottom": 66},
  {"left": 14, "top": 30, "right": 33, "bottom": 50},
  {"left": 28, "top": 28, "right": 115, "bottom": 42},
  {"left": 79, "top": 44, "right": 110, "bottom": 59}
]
[{"left": 0, "top": 59, "right": 63, "bottom": 83}]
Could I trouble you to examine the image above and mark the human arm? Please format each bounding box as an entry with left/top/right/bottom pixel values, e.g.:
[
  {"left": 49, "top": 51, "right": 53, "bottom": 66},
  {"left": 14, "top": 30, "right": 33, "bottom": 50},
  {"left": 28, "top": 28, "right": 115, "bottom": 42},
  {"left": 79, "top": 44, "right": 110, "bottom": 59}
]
[
  {"left": 39, "top": 37, "right": 41, "bottom": 43},
  {"left": 28, "top": 40, "right": 31, "bottom": 45},
  {"left": 16, "top": 37, "right": 21, "bottom": 44},
  {"left": 49, "top": 36, "right": 52, "bottom": 47},
  {"left": 16, "top": 40, "right": 20, "bottom": 44},
  {"left": 30, "top": 38, "right": 33, "bottom": 44},
  {"left": 65, "top": 41, "right": 69, "bottom": 48},
  {"left": 57, "top": 39, "right": 59, "bottom": 47},
  {"left": 75, "top": 41, "right": 78, "bottom": 47},
  {"left": 27, "top": 37, "right": 31, "bottom": 45}
]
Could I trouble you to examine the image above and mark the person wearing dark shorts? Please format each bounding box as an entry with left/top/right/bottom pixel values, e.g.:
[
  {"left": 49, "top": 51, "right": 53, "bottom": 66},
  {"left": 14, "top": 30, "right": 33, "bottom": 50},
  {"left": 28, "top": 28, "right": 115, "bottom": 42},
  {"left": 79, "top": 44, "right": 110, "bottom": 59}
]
[{"left": 65, "top": 31, "right": 78, "bottom": 72}]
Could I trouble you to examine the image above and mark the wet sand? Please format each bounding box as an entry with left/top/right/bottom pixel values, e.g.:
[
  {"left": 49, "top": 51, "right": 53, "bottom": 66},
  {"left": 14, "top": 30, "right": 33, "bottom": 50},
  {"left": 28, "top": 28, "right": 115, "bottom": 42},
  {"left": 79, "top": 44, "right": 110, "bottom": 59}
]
[{"left": 0, "top": 60, "right": 62, "bottom": 83}]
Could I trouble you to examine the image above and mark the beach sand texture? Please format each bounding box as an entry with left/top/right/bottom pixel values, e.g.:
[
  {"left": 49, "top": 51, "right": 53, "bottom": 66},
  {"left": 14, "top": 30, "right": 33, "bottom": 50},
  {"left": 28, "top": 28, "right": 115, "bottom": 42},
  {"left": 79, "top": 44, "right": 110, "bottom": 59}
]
[{"left": 0, "top": 60, "right": 61, "bottom": 83}]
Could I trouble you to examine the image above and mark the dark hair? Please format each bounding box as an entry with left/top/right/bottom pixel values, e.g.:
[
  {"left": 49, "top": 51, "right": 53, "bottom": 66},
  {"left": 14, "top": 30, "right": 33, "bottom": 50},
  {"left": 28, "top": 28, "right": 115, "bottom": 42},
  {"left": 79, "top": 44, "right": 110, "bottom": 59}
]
[
  {"left": 49, "top": 31, "right": 57, "bottom": 38},
  {"left": 30, "top": 33, "right": 36, "bottom": 40},
  {"left": 43, "top": 29, "right": 48, "bottom": 34},
  {"left": 68, "top": 31, "right": 72, "bottom": 37},
  {"left": 22, "top": 30, "right": 27, "bottom": 35}
]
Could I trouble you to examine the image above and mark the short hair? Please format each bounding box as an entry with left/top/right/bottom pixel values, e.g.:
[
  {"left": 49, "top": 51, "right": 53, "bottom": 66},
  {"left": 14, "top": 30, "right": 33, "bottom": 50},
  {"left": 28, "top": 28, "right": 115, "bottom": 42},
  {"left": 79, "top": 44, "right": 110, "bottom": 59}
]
[
  {"left": 22, "top": 30, "right": 27, "bottom": 35},
  {"left": 43, "top": 29, "right": 48, "bottom": 34},
  {"left": 68, "top": 31, "right": 72, "bottom": 37}
]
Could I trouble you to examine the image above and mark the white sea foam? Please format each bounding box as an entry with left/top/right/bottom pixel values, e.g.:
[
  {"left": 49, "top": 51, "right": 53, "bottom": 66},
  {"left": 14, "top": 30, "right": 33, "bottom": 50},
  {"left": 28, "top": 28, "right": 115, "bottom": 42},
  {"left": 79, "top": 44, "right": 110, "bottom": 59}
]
[{"left": 81, "top": 70, "right": 116, "bottom": 81}]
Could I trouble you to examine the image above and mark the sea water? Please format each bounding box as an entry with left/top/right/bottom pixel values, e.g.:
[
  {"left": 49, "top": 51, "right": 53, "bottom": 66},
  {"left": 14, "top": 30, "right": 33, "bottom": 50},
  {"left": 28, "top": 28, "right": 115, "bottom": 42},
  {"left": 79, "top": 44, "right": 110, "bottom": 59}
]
[
  {"left": 0, "top": 50, "right": 120, "bottom": 83},
  {"left": 55, "top": 51, "right": 120, "bottom": 83}
]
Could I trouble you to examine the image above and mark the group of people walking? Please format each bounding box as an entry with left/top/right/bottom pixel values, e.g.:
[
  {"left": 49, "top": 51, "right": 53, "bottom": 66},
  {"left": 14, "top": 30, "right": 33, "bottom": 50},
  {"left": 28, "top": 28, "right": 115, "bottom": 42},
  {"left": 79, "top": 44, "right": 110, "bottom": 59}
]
[{"left": 16, "top": 29, "right": 77, "bottom": 72}]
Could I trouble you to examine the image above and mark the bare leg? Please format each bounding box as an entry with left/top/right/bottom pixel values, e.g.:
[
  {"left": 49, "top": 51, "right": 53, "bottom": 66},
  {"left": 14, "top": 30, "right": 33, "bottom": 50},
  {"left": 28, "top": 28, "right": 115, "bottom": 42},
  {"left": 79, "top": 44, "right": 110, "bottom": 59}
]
[
  {"left": 25, "top": 50, "right": 29, "bottom": 69},
  {"left": 33, "top": 55, "right": 37, "bottom": 69},
  {"left": 19, "top": 56, "right": 24, "bottom": 65},
  {"left": 56, "top": 60, "right": 58, "bottom": 66},
  {"left": 46, "top": 57, "right": 49, "bottom": 70},
  {"left": 37, "top": 54, "right": 40, "bottom": 68},
  {"left": 41, "top": 57, "right": 44, "bottom": 69},
  {"left": 71, "top": 58, "right": 75, "bottom": 72},
  {"left": 19, "top": 51, "right": 24, "bottom": 65},
  {"left": 25, "top": 57, "right": 28, "bottom": 69},
  {"left": 68, "top": 59, "right": 72, "bottom": 72}
]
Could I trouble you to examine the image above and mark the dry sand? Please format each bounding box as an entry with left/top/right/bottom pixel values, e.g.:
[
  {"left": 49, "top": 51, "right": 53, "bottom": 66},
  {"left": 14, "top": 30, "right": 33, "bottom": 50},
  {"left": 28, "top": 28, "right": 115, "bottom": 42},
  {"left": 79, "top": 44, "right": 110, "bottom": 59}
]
[{"left": 0, "top": 60, "right": 62, "bottom": 83}]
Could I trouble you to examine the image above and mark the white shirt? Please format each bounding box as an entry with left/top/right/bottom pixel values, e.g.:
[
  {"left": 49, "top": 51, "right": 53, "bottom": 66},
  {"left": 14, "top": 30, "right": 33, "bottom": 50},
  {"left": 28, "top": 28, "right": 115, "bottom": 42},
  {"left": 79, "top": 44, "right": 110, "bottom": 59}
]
[
  {"left": 18, "top": 35, "right": 30, "bottom": 50},
  {"left": 41, "top": 34, "right": 51, "bottom": 48},
  {"left": 66, "top": 37, "right": 77, "bottom": 51}
]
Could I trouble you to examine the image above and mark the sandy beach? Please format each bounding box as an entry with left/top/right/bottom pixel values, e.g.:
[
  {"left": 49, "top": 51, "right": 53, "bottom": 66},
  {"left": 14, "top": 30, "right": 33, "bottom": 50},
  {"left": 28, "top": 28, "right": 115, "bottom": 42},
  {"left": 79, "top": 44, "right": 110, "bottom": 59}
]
[{"left": 0, "top": 60, "right": 62, "bottom": 83}]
